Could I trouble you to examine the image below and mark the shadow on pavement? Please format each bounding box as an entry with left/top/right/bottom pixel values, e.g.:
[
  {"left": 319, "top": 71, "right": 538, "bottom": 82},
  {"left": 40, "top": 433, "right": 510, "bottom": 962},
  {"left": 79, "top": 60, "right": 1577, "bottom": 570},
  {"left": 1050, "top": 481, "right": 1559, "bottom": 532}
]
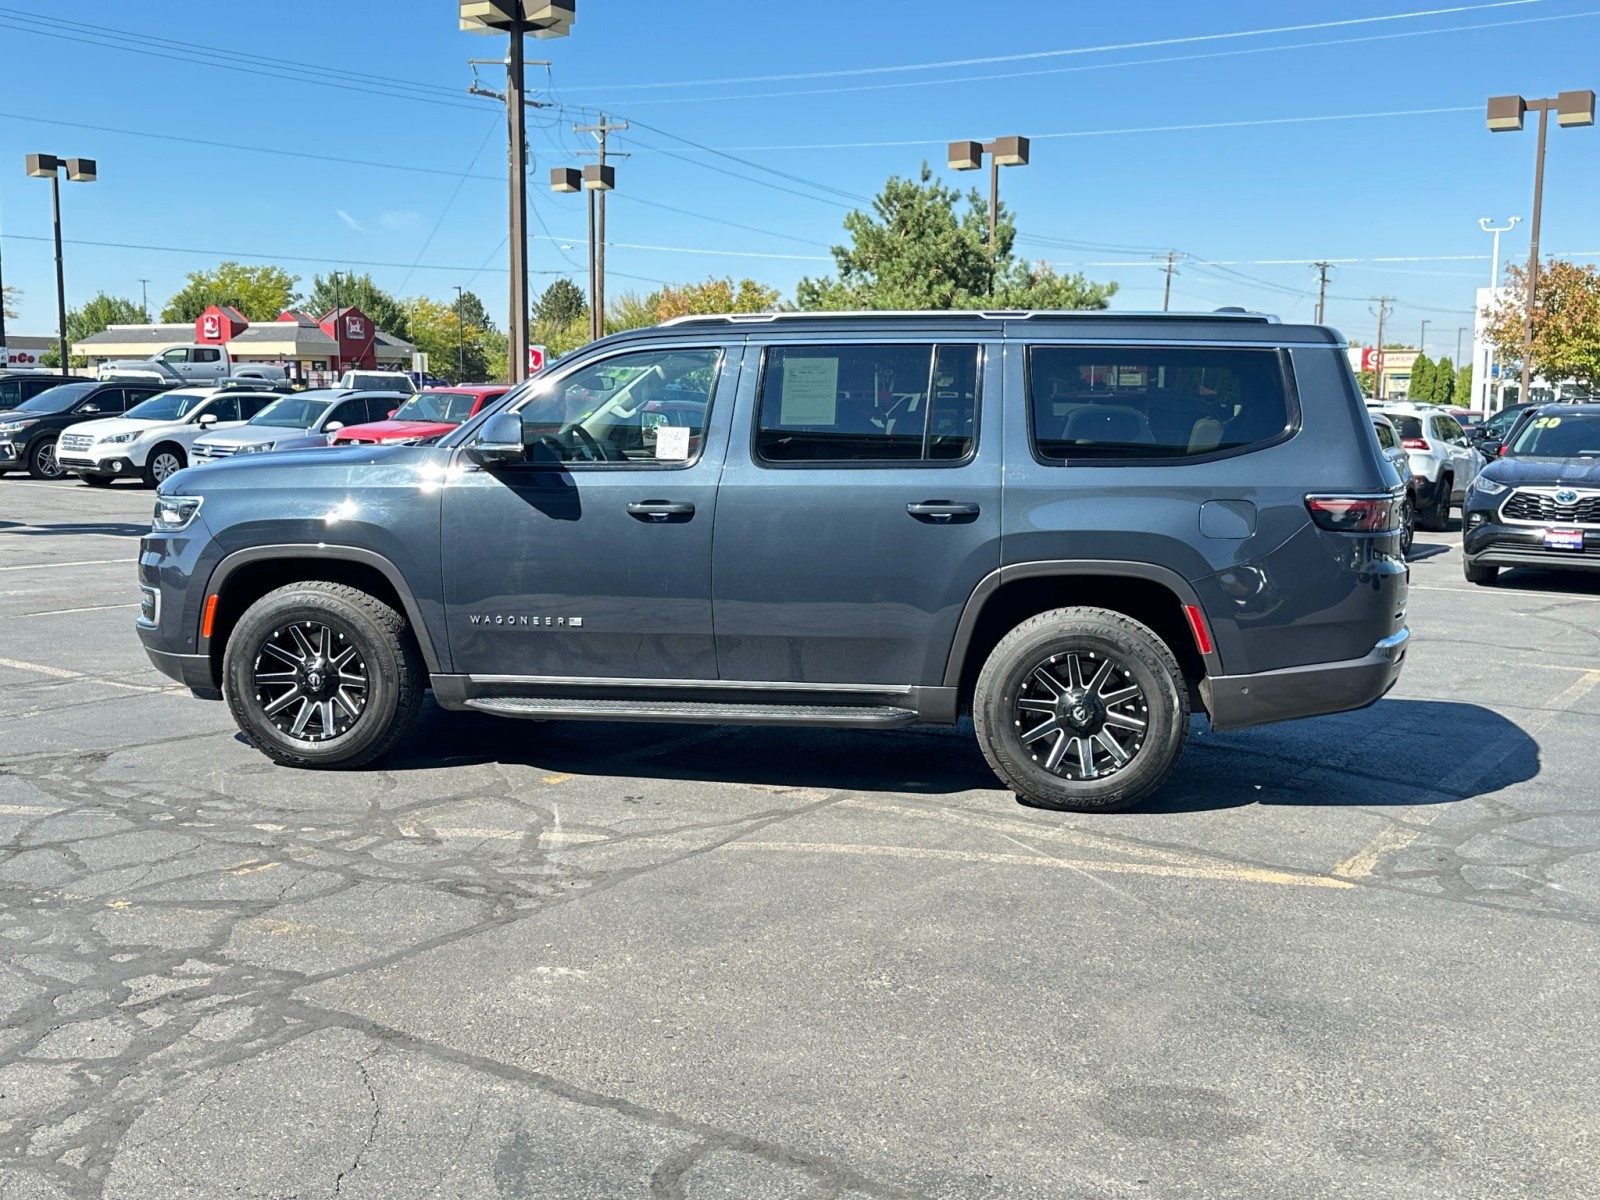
[
  {"left": 1494, "top": 568, "right": 1600, "bottom": 597},
  {"left": 1, "top": 521, "right": 150, "bottom": 538},
  {"left": 339, "top": 695, "right": 1539, "bottom": 813}
]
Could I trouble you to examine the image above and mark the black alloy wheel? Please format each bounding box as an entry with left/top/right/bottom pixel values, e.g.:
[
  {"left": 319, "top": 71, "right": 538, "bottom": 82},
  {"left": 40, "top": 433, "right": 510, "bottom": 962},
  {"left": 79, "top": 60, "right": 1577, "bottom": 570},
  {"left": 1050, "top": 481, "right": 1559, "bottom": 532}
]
[
  {"left": 1011, "top": 651, "right": 1149, "bottom": 781},
  {"left": 252, "top": 621, "right": 370, "bottom": 742}
]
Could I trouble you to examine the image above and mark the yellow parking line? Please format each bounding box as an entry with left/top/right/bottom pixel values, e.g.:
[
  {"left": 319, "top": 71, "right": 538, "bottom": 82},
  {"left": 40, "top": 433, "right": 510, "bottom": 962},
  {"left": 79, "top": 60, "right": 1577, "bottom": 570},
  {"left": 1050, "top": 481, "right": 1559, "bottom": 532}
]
[{"left": 1334, "top": 668, "right": 1600, "bottom": 879}]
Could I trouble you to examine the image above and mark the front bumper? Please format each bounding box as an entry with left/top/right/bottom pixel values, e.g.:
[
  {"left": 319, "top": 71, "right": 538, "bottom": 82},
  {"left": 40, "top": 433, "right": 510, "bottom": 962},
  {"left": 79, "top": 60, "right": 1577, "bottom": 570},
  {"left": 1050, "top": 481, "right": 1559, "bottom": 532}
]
[
  {"left": 60, "top": 453, "right": 135, "bottom": 477},
  {"left": 0, "top": 440, "right": 20, "bottom": 468},
  {"left": 140, "top": 645, "right": 221, "bottom": 700},
  {"left": 1463, "top": 518, "right": 1600, "bottom": 572},
  {"left": 1201, "top": 628, "right": 1409, "bottom": 732}
]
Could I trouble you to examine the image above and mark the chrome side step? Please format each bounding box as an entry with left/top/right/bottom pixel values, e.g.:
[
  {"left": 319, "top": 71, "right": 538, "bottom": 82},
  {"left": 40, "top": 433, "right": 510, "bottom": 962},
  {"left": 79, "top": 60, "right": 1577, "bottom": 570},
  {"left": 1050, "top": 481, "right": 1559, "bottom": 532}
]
[{"left": 463, "top": 697, "right": 920, "bottom": 728}]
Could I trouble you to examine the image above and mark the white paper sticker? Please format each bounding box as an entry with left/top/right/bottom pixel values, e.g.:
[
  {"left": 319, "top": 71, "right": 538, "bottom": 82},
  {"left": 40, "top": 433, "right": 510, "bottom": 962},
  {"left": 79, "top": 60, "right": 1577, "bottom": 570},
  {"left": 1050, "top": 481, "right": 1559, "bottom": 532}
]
[
  {"left": 655, "top": 424, "right": 691, "bottom": 460},
  {"left": 779, "top": 357, "right": 839, "bottom": 425}
]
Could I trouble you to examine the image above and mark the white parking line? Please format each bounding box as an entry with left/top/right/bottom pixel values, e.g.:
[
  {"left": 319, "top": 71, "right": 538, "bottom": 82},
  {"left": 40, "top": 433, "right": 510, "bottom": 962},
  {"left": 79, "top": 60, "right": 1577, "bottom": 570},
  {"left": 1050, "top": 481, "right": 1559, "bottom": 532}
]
[
  {"left": 17, "top": 603, "right": 139, "bottom": 617},
  {"left": 1412, "top": 583, "right": 1600, "bottom": 599},
  {"left": 0, "top": 654, "right": 166, "bottom": 693},
  {"left": 0, "top": 558, "right": 135, "bottom": 572}
]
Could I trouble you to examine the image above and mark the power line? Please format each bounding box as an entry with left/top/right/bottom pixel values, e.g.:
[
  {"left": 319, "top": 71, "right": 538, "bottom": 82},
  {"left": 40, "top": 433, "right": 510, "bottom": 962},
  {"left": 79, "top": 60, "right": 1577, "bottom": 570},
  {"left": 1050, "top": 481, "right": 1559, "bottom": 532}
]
[{"left": 557, "top": 1, "right": 1544, "bottom": 92}]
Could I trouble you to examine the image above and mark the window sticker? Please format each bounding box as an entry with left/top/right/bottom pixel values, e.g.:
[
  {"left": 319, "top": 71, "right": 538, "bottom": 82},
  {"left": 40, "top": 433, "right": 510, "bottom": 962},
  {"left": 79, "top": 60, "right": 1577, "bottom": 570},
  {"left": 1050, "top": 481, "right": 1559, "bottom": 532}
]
[
  {"left": 779, "top": 357, "right": 839, "bottom": 425},
  {"left": 655, "top": 424, "right": 691, "bottom": 460}
]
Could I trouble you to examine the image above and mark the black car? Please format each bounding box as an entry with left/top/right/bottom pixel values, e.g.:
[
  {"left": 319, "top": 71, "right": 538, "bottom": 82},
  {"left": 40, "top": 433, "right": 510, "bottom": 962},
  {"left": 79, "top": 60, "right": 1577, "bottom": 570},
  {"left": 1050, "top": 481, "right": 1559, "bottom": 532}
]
[
  {"left": 1463, "top": 404, "right": 1600, "bottom": 584},
  {"left": 0, "top": 380, "right": 172, "bottom": 479},
  {"left": 0, "top": 371, "right": 90, "bottom": 412}
]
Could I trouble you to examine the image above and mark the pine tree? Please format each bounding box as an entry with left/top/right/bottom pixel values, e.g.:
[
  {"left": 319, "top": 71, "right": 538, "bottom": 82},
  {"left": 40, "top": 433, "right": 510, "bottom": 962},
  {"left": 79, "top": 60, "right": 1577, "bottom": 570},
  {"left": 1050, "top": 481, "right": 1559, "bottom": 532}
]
[
  {"left": 1408, "top": 353, "right": 1435, "bottom": 404},
  {"left": 1433, "top": 356, "right": 1455, "bottom": 406}
]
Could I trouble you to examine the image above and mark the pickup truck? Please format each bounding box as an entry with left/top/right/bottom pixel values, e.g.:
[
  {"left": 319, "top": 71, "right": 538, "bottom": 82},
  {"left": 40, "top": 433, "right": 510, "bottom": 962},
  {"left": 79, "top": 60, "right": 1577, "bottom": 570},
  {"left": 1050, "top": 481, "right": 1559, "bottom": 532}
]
[{"left": 98, "top": 345, "right": 286, "bottom": 386}]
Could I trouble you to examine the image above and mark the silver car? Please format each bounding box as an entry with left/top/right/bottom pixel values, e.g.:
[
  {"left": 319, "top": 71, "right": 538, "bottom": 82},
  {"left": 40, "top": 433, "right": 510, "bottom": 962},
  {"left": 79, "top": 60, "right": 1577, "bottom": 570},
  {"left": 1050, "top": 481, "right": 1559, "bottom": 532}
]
[{"left": 191, "top": 390, "right": 405, "bottom": 463}]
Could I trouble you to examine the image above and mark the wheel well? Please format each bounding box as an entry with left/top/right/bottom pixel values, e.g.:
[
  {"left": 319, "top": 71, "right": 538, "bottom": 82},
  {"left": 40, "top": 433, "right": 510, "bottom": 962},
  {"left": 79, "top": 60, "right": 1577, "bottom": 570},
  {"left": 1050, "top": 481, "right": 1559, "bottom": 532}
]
[
  {"left": 955, "top": 575, "right": 1206, "bottom": 712},
  {"left": 206, "top": 558, "right": 410, "bottom": 684},
  {"left": 150, "top": 440, "right": 186, "bottom": 463}
]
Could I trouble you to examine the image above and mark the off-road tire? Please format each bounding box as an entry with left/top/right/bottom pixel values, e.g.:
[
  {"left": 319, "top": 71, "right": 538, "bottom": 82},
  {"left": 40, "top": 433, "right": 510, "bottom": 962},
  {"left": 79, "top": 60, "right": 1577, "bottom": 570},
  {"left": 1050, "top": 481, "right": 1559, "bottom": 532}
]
[
  {"left": 223, "top": 581, "right": 425, "bottom": 769},
  {"left": 79, "top": 473, "right": 114, "bottom": 488},
  {"left": 1464, "top": 561, "right": 1499, "bottom": 586},
  {"left": 1419, "top": 474, "right": 1452, "bottom": 532},
  {"left": 1398, "top": 493, "right": 1416, "bottom": 559},
  {"left": 26, "top": 436, "right": 62, "bottom": 480},
  {"left": 142, "top": 443, "right": 186, "bottom": 488},
  {"left": 973, "top": 606, "right": 1189, "bottom": 813}
]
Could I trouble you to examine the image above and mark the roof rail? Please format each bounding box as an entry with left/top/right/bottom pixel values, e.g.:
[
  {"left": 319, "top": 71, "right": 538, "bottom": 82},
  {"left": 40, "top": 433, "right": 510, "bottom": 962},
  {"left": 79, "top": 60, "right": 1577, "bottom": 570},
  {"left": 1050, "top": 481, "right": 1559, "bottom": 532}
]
[{"left": 657, "top": 308, "right": 1280, "bottom": 327}]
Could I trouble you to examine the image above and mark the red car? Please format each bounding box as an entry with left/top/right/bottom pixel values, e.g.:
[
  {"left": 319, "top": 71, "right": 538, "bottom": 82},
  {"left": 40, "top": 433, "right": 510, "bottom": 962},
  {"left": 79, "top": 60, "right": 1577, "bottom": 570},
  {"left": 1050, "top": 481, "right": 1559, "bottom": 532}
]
[{"left": 330, "top": 385, "right": 511, "bottom": 446}]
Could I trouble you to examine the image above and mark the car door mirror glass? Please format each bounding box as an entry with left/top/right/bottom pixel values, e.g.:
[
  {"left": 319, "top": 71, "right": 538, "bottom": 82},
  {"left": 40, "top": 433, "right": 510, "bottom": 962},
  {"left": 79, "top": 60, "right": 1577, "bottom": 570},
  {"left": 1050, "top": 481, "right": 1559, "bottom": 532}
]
[
  {"left": 324, "top": 422, "right": 344, "bottom": 433},
  {"left": 198, "top": 413, "right": 218, "bottom": 427},
  {"left": 469, "top": 411, "right": 525, "bottom": 463}
]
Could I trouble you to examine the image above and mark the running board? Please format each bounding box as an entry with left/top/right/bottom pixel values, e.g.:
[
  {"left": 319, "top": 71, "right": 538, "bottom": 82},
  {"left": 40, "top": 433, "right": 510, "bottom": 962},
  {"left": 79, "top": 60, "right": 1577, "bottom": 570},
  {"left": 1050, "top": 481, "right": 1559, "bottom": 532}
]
[{"left": 463, "top": 697, "right": 920, "bottom": 727}]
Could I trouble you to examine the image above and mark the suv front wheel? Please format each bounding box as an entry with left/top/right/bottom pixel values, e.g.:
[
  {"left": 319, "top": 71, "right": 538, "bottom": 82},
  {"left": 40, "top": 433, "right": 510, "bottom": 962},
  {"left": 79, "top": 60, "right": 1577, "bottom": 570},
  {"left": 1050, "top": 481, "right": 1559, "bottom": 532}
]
[
  {"left": 223, "top": 582, "right": 425, "bottom": 769},
  {"left": 973, "top": 607, "right": 1190, "bottom": 813}
]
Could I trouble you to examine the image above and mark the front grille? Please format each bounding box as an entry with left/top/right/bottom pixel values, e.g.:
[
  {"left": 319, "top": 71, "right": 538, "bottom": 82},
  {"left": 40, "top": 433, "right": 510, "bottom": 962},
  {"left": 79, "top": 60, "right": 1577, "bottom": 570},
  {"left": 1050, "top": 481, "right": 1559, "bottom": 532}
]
[
  {"left": 60, "top": 433, "right": 93, "bottom": 452},
  {"left": 194, "top": 445, "right": 236, "bottom": 459},
  {"left": 1501, "top": 488, "right": 1600, "bottom": 527}
]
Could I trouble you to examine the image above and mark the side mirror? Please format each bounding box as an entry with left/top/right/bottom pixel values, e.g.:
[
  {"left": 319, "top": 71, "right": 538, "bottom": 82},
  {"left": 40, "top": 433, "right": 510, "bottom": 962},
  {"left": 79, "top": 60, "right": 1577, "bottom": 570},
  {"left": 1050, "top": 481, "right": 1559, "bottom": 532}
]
[
  {"left": 198, "top": 413, "right": 218, "bottom": 428},
  {"left": 80, "top": 404, "right": 100, "bottom": 414},
  {"left": 324, "top": 422, "right": 344, "bottom": 433},
  {"left": 387, "top": 409, "right": 397, "bottom": 419},
  {"left": 1485, "top": 442, "right": 1504, "bottom": 457},
  {"left": 469, "top": 412, "right": 525, "bottom": 464}
]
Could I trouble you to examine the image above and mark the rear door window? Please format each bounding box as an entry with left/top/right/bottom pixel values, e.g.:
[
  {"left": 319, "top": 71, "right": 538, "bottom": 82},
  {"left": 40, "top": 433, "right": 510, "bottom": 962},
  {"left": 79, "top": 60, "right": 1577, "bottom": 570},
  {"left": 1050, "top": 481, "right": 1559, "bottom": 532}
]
[
  {"left": 1373, "top": 421, "right": 1397, "bottom": 450},
  {"left": 755, "top": 343, "right": 979, "bottom": 464},
  {"left": 204, "top": 395, "right": 243, "bottom": 423},
  {"left": 1028, "top": 346, "right": 1291, "bottom": 461},
  {"left": 79, "top": 388, "right": 121, "bottom": 415}
]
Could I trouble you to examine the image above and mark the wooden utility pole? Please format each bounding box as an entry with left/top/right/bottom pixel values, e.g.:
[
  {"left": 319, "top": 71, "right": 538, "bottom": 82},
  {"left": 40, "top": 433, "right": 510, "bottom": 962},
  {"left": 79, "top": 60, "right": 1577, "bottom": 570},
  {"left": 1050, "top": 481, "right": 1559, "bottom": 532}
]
[
  {"left": 1312, "top": 262, "right": 1333, "bottom": 324},
  {"left": 574, "top": 114, "right": 628, "bottom": 341},
  {"left": 1371, "top": 296, "right": 1395, "bottom": 400},
  {"left": 1154, "top": 251, "right": 1188, "bottom": 311}
]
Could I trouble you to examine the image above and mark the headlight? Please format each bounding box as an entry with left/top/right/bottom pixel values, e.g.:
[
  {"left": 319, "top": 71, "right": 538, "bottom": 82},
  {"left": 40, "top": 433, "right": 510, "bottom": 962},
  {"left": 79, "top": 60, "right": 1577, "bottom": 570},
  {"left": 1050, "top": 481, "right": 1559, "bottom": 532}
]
[
  {"left": 98, "top": 432, "right": 137, "bottom": 445},
  {"left": 0, "top": 418, "right": 37, "bottom": 433},
  {"left": 151, "top": 495, "right": 203, "bottom": 532},
  {"left": 1471, "top": 475, "right": 1508, "bottom": 496},
  {"left": 234, "top": 440, "right": 275, "bottom": 455}
]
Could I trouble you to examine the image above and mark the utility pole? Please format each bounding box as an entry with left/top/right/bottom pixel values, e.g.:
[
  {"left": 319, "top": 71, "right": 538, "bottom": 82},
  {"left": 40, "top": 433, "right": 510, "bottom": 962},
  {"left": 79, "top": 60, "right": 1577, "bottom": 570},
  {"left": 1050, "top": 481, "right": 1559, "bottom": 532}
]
[
  {"left": 453, "top": 284, "right": 465, "bottom": 380},
  {"left": 1312, "top": 262, "right": 1333, "bottom": 324},
  {"left": 1370, "top": 297, "right": 1394, "bottom": 400},
  {"left": 138, "top": 278, "right": 150, "bottom": 323},
  {"left": 1154, "top": 251, "right": 1188, "bottom": 311},
  {"left": 1419, "top": 320, "right": 1430, "bottom": 354},
  {"left": 573, "top": 114, "right": 628, "bottom": 342}
]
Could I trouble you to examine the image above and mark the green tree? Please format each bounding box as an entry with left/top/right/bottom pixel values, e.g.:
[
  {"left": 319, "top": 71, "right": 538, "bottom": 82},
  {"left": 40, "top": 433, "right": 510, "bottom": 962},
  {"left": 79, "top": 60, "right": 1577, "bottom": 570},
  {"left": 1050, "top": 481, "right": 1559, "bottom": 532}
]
[
  {"left": 1407, "top": 353, "right": 1435, "bottom": 403},
  {"left": 160, "top": 261, "right": 300, "bottom": 323},
  {"left": 407, "top": 295, "right": 490, "bottom": 384},
  {"left": 458, "top": 289, "right": 495, "bottom": 333},
  {"left": 1455, "top": 363, "right": 1474, "bottom": 403},
  {"left": 42, "top": 293, "right": 147, "bottom": 367},
  {"left": 535, "top": 278, "right": 588, "bottom": 328},
  {"left": 796, "top": 164, "right": 1116, "bottom": 311},
  {"left": 604, "top": 290, "right": 657, "bottom": 335},
  {"left": 1433, "top": 355, "right": 1455, "bottom": 405},
  {"left": 304, "top": 272, "right": 409, "bottom": 339},
  {"left": 653, "top": 276, "right": 779, "bottom": 321},
  {"left": 1484, "top": 259, "right": 1600, "bottom": 390}
]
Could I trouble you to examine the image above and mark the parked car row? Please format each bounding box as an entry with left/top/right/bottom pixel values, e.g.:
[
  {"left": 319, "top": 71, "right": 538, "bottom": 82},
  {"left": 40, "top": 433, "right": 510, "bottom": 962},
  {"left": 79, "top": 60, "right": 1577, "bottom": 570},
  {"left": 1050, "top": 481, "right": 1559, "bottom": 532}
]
[{"left": 0, "top": 372, "right": 508, "bottom": 485}]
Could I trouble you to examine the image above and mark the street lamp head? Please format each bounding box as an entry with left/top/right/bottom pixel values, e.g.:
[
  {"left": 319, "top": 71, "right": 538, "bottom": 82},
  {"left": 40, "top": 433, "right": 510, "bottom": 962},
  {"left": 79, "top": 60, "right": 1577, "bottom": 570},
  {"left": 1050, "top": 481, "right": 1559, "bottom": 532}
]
[
  {"left": 24, "top": 153, "right": 59, "bottom": 178},
  {"left": 550, "top": 166, "right": 582, "bottom": 193},
  {"left": 63, "top": 157, "right": 96, "bottom": 183},
  {"left": 992, "top": 135, "right": 1030, "bottom": 167},
  {"left": 947, "top": 140, "right": 983, "bottom": 171},
  {"left": 1556, "top": 89, "right": 1596, "bottom": 127},
  {"left": 458, "top": 0, "right": 573, "bottom": 35},
  {"left": 1486, "top": 94, "right": 1527, "bottom": 132},
  {"left": 581, "top": 163, "right": 615, "bottom": 191}
]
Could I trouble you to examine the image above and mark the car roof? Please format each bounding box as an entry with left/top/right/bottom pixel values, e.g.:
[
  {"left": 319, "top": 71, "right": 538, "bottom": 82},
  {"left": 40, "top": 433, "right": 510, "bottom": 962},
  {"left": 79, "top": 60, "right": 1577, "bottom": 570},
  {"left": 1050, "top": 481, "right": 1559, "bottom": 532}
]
[{"left": 420, "top": 384, "right": 506, "bottom": 395}]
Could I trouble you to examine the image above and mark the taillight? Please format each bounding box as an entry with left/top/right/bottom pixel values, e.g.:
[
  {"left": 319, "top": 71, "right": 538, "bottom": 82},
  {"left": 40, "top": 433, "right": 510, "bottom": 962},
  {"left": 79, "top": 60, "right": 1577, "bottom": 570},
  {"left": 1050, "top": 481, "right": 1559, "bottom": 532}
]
[
  {"left": 1306, "top": 494, "right": 1400, "bottom": 533},
  {"left": 1400, "top": 438, "right": 1428, "bottom": 450}
]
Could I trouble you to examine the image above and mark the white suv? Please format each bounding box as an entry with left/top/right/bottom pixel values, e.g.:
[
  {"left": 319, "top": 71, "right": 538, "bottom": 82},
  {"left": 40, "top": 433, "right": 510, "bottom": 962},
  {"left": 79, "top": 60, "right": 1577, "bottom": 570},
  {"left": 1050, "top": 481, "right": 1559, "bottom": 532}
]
[
  {"left": 1375, "top": 403, "right": 1481, "bottom": 531},
  {"left": 57, "top": 386, "right": 280, "bottom": 487}
]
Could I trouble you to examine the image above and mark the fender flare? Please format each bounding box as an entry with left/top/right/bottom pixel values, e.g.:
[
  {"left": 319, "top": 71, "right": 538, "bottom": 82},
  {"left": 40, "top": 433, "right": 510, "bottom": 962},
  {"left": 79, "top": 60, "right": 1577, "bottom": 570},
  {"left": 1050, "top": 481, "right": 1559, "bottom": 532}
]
[
  {"left": 199, "top": 544, "right": 444, "bottom": 674},
  {"left": 940, "top": 559, "right": 1222, "bottom": 688}
]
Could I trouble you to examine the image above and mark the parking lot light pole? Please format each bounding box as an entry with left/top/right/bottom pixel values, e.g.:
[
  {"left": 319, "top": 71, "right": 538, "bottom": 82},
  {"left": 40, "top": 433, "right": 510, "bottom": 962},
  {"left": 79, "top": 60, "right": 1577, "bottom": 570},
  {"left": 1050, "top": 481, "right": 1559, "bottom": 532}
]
[
  {"left": 460, "top": 2, "right": 574, "bottom": 382},
  {"left": 25, "top": 154, "right": 96, "bottom": 376},
  {"left": 453, "top": 285, "right": 465, "bottom": 378},
  {"left": 948, "top": 136, "right": 1029, "bottom": 296},
  {"left": 1477, "top": 216, "right": 1520, "bottom": 412},
  {"left": 1487, "top": 90, "right": 1595, "bottom": 405}
]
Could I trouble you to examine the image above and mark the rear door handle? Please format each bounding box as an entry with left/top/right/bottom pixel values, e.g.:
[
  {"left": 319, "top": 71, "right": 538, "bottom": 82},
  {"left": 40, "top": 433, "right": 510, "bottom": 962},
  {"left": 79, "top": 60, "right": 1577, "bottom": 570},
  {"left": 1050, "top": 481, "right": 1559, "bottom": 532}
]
[
  {"left": 906, "top": 501, "right": 980, "bottom": 523},
  {"left": 627, "top": 500, "right": 696, "bottom": 521}
]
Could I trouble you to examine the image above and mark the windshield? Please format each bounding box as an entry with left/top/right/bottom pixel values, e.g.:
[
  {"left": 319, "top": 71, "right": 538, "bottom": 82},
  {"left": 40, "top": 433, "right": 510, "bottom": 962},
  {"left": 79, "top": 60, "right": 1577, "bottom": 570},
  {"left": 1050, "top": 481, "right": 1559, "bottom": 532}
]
[
  {"left": 15, "top": 382, "right": 98, "bottom": 414},
  {"left": 392, "top": 391, "right": 479, "bottom": 424},
  {"left": 251, "top": 396, "right": 332, "bottom": 429},
  {"left": 1507, "top": 413, "right": 1600, "bottom": 457},
  {"left": 124, "top": 392, "right": 209, "bottom": 422}
]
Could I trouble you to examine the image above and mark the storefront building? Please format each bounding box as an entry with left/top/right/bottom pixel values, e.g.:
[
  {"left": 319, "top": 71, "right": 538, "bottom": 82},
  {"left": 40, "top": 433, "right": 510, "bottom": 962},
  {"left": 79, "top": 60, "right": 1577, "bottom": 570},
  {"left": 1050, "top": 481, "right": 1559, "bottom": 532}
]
[{"left": 72, "top": 305, "right": 414, "bottom": 386}]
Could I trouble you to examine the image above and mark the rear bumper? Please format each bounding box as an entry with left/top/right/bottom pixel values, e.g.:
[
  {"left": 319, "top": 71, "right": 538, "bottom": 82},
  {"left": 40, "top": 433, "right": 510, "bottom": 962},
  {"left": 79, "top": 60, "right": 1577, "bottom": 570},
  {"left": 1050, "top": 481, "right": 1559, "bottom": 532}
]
[{"left": 1201, "top": 628, "right": 1408, "bottom": 732}]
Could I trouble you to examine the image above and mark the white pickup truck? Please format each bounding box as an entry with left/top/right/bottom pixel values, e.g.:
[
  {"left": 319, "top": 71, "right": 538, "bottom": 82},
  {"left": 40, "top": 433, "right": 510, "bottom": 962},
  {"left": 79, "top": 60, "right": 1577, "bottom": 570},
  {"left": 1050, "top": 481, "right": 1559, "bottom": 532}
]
[{"left": 98, "top": 345, "right": 286, "bottom": 385}]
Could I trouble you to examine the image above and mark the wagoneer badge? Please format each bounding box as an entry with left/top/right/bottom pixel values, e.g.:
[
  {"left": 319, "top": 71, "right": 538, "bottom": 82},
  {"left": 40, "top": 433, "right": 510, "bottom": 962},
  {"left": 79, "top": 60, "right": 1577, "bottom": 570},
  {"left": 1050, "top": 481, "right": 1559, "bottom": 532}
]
[{"left": 468, "top": 614, "right": 584, "bottom": 627}]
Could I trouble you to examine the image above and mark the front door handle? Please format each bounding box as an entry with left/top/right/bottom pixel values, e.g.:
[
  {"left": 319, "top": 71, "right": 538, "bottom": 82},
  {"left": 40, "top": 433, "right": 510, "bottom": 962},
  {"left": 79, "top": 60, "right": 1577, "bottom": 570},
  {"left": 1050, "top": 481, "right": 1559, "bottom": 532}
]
[
  {"left": 906, "top": 500, "right": 980, "bottom": 523},
  {"left": 627, "top": 500, "right": 696, "bottom": 522}
]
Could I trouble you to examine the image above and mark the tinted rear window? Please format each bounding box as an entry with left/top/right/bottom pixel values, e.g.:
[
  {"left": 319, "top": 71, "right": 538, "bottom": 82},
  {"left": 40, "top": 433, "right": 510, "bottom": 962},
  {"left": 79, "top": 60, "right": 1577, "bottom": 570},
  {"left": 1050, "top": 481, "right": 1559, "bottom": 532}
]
[
  {"left": 1390, "top": 415, "right": 1423, "bottom": 439},
  {"left": 1029, "top": 346, "right": 1290, "bottom": 461}
]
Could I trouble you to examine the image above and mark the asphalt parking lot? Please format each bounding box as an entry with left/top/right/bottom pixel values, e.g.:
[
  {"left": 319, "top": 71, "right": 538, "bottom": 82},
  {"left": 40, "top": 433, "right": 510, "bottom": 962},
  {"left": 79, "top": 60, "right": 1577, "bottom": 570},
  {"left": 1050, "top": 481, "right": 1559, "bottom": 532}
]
[{"left": 2, "top": 478, "right": 1598, "bottom": 1200}]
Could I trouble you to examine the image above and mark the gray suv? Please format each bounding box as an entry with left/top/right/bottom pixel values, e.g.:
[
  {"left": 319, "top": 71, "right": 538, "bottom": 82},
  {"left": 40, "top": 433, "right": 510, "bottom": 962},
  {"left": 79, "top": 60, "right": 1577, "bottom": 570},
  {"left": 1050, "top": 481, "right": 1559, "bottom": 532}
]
[{"left": 135, "top": 311, "right": 1410, "bottom": 813}]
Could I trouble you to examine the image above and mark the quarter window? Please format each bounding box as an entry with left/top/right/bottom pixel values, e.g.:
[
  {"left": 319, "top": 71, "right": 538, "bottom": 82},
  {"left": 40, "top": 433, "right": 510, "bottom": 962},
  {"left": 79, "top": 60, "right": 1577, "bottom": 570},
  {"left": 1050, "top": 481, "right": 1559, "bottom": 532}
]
[
  {"left": 1028, "top": 346, "right": 1291, "bottom": 461},
  {"left": 755, "top": 343, "right": 979, "bottom": 464},
  {"left": 514, "top": 347, "right": 722, "bottom": 466}
]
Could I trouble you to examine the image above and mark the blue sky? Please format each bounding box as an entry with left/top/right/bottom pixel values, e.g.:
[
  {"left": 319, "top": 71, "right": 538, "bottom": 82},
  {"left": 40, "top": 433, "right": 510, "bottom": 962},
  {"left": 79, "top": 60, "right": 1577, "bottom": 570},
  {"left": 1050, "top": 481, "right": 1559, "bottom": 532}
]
[{"left": 0, "top": 0, "right": 1597, "bottom": 355}]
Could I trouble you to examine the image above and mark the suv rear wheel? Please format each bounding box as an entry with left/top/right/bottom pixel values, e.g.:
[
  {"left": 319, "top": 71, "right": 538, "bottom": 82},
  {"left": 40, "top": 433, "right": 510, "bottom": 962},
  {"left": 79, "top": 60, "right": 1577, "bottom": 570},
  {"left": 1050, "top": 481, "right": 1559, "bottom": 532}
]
[
  {"left": 223, "top": 582, "right": 424, "bottom": 769},
  {"left": 973, "top": 607, "right": 1189, "bottom": 813},
  {"left": 1419, "top": 473, "right": 1452, "bottom": 532}
]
